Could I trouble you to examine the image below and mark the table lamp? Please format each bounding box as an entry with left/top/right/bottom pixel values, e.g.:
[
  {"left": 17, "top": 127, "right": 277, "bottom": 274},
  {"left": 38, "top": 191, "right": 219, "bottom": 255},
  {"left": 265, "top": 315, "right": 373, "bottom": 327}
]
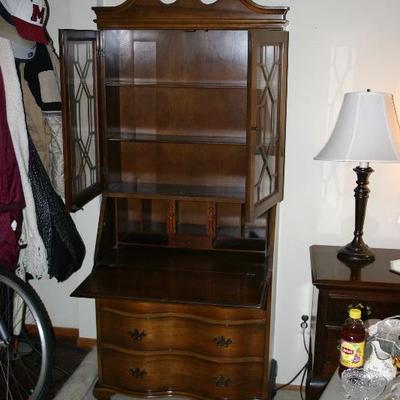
[{"left": 315, "top": 90, "right": 400, "bottom": 263}]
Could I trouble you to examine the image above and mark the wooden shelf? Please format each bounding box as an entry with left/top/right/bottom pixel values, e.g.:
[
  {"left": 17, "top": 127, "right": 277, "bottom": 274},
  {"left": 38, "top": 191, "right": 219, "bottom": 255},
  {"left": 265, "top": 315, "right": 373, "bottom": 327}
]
[
  {"left": 105, "top": 78, "right": 247, "bottom": 89},
  {"left": 105, "top": 182, "right": 246, "bottom": 203},
  {"left": 119, "top": 221, "right": 167, "bottom": 235},
  {"left": 216, "top": 226, "right": 265, "bottom": 239},
  {"left": 106, "top": 132, "right": 246, "bottom": 145},
  {"left": 116, "top": 222, "right": 265, "bottom": 250}
]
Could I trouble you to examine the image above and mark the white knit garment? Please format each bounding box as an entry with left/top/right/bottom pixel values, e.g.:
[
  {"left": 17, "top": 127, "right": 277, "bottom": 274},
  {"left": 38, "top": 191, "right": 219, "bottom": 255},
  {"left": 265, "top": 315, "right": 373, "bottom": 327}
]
[{"left": 0, "top": 38, "right": 49, "bottom": 279}]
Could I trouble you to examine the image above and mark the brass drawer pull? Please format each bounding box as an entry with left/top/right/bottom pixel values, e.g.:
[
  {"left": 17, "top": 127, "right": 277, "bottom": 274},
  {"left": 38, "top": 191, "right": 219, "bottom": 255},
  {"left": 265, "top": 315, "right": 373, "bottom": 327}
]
[
  {"left": 213, "top": 336, "right": 233, "bottom": 348},
  {"left": 213, "top": 375, "right": 232, "bottom": 387},
  {"left": 129, "top": 368, "right": 147, "bottom": 379},
  {"left": 347, "top": 303, "right": 372, "bottom": 316},
  {"left": 129, "top": 329, "right": 147, "bottom": 341}
]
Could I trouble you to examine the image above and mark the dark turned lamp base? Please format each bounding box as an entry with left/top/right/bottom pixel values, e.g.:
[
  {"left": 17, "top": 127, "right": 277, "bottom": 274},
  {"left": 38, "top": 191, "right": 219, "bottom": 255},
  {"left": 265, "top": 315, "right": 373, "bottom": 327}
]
[
  {"left": 337, "top": 241, "right": 375, "bottom": 263},
  {"left": 337, "top": 165, "right": 375, "bottom": 265}
]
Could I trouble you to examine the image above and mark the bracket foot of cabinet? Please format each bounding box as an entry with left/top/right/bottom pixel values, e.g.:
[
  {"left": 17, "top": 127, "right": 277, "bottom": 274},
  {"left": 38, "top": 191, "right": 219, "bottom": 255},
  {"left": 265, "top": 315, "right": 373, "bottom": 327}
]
[{"left": 93, "top": 382, "right": 116, "bottom": 400}]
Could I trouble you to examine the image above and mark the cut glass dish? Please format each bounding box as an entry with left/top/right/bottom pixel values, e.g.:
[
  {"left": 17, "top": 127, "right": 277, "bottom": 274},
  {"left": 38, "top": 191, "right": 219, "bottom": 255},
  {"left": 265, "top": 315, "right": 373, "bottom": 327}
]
[{"left": 341, "top": 369, "right": 387, "bottom": 399}]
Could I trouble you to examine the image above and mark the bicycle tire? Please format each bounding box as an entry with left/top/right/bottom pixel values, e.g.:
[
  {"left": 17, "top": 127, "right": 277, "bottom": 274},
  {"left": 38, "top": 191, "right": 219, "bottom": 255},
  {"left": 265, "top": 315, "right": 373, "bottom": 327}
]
[{"left": 0, "top": 268, "right": 54, "bottom": 400}]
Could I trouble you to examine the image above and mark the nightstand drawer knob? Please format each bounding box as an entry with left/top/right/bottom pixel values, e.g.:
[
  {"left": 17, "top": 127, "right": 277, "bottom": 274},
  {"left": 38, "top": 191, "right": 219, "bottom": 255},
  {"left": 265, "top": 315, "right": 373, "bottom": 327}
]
[
  {"left": 129, "top": 329, "right": 147, "bottom": 341},
  {"left": 213, "top": 336, "right": 232, "bottom": 348},
  {"left": 213, "top": 375, "right": 232, "bottom": 387},
  {"left": 129, "top": 368, "right": 147, "bottom": 379}
]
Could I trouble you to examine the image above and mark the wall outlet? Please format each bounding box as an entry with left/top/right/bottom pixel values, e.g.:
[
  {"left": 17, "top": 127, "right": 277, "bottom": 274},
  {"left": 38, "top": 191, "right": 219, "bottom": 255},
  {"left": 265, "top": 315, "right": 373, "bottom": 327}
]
[{"left": 300, "top": 315, "right": 309, "bottom": 329}]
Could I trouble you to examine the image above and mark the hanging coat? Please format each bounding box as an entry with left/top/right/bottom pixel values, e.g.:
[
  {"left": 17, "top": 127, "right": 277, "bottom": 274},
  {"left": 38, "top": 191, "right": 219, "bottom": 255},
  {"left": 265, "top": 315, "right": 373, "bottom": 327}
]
[
  {"left": 0, "top": 66, "right": 25, "bottom": 271},
  {"left": 28, "top": 134, "right": 85, "bottom": 282}
]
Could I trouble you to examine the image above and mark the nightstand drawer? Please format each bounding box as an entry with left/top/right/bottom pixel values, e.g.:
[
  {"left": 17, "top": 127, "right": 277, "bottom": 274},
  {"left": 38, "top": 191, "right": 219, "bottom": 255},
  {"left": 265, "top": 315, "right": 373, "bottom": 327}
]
[
  {"left": 100, "top": 348, "right": 264, "bottom": 400},
  {"left": 325, "top": 292, "right": 400, "bottom": 324},
  {"left": 99, "top": 305, "right": 265, "bottom": 358},
  {"left": 313, "top": 325, "right": 341, "bottom": 379}
]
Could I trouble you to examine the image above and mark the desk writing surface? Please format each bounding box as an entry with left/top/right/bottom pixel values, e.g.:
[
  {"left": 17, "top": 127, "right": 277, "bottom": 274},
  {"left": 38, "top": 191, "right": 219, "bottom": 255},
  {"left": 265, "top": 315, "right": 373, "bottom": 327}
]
[{"left": 71, "top": 246, "right": 268, "bottom": 308}]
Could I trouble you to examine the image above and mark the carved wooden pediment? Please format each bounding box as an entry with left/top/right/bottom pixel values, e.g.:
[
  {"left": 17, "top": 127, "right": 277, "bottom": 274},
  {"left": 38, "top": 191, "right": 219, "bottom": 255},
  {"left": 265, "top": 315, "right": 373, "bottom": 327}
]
[{"left": 93, "top": 0, "right": 289, "bottom": 30}]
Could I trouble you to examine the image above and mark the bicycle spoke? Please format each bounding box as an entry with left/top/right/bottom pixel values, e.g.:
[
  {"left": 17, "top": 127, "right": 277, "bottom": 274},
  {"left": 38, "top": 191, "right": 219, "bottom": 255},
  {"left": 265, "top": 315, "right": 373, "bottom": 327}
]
[
  {"left": 0, "top": 270, "right": 53, "bottom": 400},
  {"left": 0, "top": 350, "right": 37, "bottom": 400},
  {"left": 0, "top": 356, "right": 40, "bottom": 400},
  {"left": 0, "top": 356, "right": 17, "bottom": 400}
]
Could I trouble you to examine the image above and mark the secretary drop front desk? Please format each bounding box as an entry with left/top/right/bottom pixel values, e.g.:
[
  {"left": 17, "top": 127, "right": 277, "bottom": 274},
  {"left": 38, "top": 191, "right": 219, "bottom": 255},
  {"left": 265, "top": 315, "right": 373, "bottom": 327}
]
[{"left": 60, "top": 1, "right": 289, "bottom": 399}]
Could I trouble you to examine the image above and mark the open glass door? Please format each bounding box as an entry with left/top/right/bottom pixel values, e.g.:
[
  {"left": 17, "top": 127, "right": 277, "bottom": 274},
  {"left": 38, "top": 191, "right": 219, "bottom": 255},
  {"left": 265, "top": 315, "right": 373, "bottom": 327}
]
[
  {"left": 60, "top": 30, "right": 102, "bottom": 212},
  {"left": 247, "top": 30, "right": 288, "bottom": 221}
]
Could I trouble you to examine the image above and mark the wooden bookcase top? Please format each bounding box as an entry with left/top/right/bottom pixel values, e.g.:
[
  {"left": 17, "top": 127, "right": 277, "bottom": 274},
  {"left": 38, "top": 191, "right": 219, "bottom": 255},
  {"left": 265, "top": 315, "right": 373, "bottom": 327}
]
[{"left": 93, "top": 0, "right": 289, "bottom": 30}]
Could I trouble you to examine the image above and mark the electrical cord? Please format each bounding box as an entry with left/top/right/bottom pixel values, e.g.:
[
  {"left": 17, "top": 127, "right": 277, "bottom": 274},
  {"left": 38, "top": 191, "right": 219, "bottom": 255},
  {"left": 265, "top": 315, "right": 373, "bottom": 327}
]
[
  {"left": 300, "top": 358, "right": 308, "bottom": 400},
  {"left": 275, "top": 315, "right": 310, "bottom": 397},
  {"left": 302, "top": 331, "right": 309, "bottom": 356},
  {"left": 275, "top": 361, "right": 308, "bottom": 392}
]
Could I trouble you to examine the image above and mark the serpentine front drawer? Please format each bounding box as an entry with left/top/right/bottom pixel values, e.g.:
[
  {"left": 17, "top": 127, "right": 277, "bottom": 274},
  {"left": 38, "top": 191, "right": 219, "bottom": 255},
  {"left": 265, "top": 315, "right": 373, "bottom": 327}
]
[
  {"left": 99, "top": 347, "right": 264, "bottom": 400},
  {"left": 98, "top": 298, "right": 265, "bottom": 358}
]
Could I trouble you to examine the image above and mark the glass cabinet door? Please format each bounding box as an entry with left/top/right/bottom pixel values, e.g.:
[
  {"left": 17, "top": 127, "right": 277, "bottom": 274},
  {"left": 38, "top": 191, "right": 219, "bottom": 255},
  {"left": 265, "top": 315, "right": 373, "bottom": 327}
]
[
  {"left": 60, "top": 30, "right": 102, "bottom": 212},
  {"left": 247, "top": 30, "right": 288, "bottom": 221}
]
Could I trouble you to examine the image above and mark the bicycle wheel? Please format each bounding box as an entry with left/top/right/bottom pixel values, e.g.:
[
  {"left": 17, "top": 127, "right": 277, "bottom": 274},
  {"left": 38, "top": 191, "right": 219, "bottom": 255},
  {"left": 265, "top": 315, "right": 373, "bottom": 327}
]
[{"left": 0, "top": 268, "right": 54, "bottom": 400}]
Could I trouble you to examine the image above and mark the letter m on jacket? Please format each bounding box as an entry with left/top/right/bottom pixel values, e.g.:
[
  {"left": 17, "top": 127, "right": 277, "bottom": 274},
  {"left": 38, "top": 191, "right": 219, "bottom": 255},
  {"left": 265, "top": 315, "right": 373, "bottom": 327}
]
[{"left": 31, "top": 4, "right": 45, "bottom": 24}]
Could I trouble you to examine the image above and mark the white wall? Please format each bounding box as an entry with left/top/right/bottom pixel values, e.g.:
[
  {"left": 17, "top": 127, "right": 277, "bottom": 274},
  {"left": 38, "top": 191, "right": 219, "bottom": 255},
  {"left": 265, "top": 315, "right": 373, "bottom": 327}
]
[
  {"left": 258, "top": 0, "right": 400, "bottom": 384},
  {"left": 35, "top": 0, "right": 400, "bottom": 385}
]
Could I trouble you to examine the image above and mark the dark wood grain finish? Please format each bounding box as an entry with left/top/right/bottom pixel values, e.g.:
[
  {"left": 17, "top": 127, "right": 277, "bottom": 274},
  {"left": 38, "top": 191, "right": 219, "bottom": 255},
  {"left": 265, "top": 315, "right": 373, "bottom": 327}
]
[
  {"left": 103, "top": 30, "right": 248, "bottom": 84},
  {"left": 104, "top": 182, "right": 246, "bottom": 204},
  {"left": 99, "top": 349, "right": 264, "bottom": 400},
  {"left": 61, "top": 1, "right": 289, "bottom": 399},
  {"left": 94, "top": 0, "right": 289, "bottom": 30},
  {"left": 94, "top": 299, "right": 268, "bottom": 400},
  {"left": 99, "top": 299, "right": 266, "bottom": 321},
  {"left": 106, "top": 86, "right": 247, "bottom": 141},
  {"left": 246, "top": 31, "right": 288, "bottom": 221},
  {"left": 311, "top": 245, "right": 400, "bottom": 289},
  {"left": 98, "top": 305, "right": 265, "bottom": 358},
  {"left": 325, "top": 291, "right": 400, "bottom": 324},
  {"left": 60, "top": 30, "right": 103, "bottom": 212},
  {"left": 72, "top": 246, "right": 268, "bottom": 308},
  {"left": 306, "top": 245, "right": 400, "bottom": 400}
]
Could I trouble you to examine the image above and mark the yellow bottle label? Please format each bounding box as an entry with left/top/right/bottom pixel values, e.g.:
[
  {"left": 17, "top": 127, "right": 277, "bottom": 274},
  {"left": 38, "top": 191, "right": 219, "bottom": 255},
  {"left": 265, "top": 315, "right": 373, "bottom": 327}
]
[{"left": 339, "top": 340, "right": 365, "bottom": 368}]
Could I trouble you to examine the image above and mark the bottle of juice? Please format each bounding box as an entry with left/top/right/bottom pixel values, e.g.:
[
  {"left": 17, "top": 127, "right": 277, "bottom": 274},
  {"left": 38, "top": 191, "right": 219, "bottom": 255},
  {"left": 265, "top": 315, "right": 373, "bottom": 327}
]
[{"left": 339, "top": 308, "right": 367, "bottom": 376}]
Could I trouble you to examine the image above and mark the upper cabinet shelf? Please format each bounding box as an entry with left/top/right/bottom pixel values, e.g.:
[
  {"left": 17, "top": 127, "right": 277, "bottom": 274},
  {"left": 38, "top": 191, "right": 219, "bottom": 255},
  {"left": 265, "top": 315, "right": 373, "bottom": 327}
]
[
  {"left": 105, "top": 79, "right": 247, "bottom": 89},
  {"left": 105, "top": 182, "right": 246, "bottom": 203},
  {"left": 106, "top": 132, "right": 246, "bottom": 145}
]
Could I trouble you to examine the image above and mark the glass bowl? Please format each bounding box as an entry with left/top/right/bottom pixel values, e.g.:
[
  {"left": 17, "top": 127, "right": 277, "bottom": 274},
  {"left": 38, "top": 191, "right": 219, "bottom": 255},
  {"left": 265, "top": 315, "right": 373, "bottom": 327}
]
[{"left": 341, "top": 369, "right": 387, "bottom": 399}]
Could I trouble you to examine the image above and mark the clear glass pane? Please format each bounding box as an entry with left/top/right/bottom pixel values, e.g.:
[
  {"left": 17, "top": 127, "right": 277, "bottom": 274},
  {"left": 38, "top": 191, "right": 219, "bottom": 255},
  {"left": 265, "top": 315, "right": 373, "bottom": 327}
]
[
  {"left": 68, "top": 41, "right": 98, "bottom": 197},
  {"left": 254, "top": 44, "right": 281, "bottom": 203}
]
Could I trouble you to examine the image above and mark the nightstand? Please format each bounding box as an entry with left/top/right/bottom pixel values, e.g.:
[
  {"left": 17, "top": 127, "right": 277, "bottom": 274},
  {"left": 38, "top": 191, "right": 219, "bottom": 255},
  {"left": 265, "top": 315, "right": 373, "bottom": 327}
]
[{"left": 306, "top": 245, "right": 400, "bottom": 400}]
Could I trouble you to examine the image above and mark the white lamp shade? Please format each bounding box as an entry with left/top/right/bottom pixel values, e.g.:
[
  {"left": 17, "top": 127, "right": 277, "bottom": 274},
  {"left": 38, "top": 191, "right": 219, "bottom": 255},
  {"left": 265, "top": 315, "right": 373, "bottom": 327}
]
[{"left": 314, "top": 92, "right": 400, "bottom": 162}]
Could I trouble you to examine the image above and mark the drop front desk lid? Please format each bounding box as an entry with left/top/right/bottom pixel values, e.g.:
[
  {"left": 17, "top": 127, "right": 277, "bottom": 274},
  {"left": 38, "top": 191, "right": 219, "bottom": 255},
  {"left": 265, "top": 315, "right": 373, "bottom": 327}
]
[{"left": 72, "top": 246, "right": 269, "bottom": 309}]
